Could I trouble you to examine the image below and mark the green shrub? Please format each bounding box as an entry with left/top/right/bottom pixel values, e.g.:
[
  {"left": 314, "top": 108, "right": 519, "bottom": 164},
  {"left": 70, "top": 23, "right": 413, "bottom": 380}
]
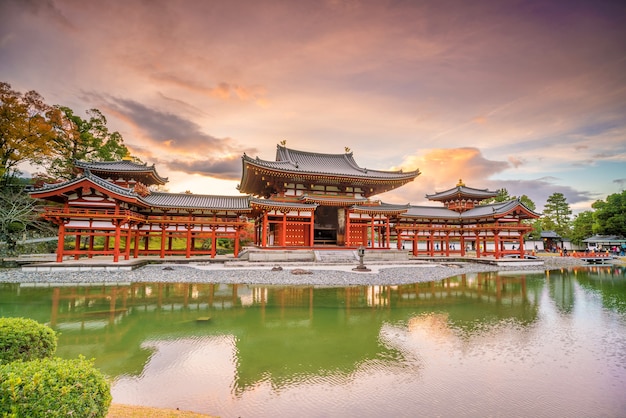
[
  {"left": 0, "top": 317, "right": 57, "bottom": 364},
  {"left": 0, "top": 356, "right": 111, "bottom": 417}
]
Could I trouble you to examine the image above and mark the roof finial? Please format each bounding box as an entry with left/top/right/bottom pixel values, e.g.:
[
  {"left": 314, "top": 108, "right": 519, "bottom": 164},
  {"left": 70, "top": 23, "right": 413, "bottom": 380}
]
[
  {"left": 122, "top": 151, "right": 132, "bottom": 161},
  {"left": 280, "top": 139, "right": 287, "bottom": 146},
  {"left": 345, "top": 147, "right": 351, "bottom": 153},
  {"left": 456, "top": 178, "right": 465, "bottom": 187}
]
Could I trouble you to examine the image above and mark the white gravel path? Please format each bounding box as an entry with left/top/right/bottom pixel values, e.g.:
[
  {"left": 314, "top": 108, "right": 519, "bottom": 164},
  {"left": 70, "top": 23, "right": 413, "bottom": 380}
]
[{"left": 0, "top": 256, "right": 597, "bottom": 286}]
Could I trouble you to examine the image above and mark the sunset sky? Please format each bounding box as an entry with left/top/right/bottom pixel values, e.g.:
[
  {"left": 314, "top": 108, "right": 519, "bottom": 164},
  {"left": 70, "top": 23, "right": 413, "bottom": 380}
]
[{"left": 1, "top": 0, "right": 625, "bottom": 213}]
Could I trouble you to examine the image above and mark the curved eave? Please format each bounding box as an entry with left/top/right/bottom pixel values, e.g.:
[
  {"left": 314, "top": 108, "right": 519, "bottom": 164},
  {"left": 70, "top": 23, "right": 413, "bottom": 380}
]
[
  {"left": 29, "top": 177, "right": 144, "bottom": 207},
  {"left": 75, "top": 160, "right": 168, "bottom": 185},
  {"left": 142, "top": 194, "right": 253, "bottom": 212},
  {"left": 351, "top": 202, "right": 410, "bottom": 215},
  {"left": 426, "top": 186, "right": 497, "bottom": 202},
  {"left": 250, "top": 198, "right": 318, "bottom": 212},
  {"left": 240, "top": 158, "right": 419, "bottom": 196},
  {"left": 301, "top": 195, "right": 369, "bottom": 206}
]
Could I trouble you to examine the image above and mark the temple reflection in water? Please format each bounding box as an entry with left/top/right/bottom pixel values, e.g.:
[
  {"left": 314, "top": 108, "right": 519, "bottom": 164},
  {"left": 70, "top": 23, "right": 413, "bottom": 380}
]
[{"left": 1, "top": 265, "right": 624, "bottom": 392}]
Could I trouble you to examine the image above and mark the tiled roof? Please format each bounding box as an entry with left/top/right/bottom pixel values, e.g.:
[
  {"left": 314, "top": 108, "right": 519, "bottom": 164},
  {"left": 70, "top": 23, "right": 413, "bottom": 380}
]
[
  {"left": 403, "top": 205, "right": 461, "bottom": 219},
  {"left": 541, "top": 230, "right": 562, "bottom": 239},
  {"left": 426, "top": 185, "right": 497, "bottom": 201},
  {"left": 242, "top": 145, "right": 419, "bottom": 180},
  {"left": 250, "top": 197, "right": 318, "bottom": 210},
  {"left": 75, "top": 160, "right": 168, "bottom": 184},
  {"left": 30, "top": 170, "right": 138, "bottom": 198},
  {"left": 301, "top": 195, "right": 369, "bottom": 205},
  {"left": 583, "top": 235, "right": 626, "bottom": 243},
  {"left": 401, "top": 200, "right": 540, "bottom": 221},
  {"left": 351, "top": 202, "right": 410, "bottom": 214},
  {"left": 143, "top": 193, "right": 252, "bottom": 210}
]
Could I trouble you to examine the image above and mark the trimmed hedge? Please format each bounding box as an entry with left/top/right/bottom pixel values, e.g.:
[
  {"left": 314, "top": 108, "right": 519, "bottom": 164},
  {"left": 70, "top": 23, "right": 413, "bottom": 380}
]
[
  {"left": 0, "top": 317, "right": 57, "bottom": 364},
  {"left": 0, "top": 356, "right": 112, "bottom": 417}
]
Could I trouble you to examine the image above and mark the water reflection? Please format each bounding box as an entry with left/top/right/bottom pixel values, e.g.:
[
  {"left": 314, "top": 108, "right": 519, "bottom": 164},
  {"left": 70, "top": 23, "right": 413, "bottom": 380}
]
[{"left": 1, "top": 266, "right": 625, "bottom": 417}]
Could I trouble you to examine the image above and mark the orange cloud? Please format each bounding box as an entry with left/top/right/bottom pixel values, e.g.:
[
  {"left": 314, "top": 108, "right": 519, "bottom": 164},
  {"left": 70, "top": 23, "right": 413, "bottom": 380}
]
[{"left": 383, "top": 148, "right": 510, "bottom": 205}]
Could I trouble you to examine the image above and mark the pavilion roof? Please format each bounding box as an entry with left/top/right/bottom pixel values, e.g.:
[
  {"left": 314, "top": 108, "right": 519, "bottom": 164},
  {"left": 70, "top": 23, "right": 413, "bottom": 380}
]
[
  {"left": 75, "top": 160, "right": 168, "bottom": 185},
  {"left": 143, "top": 193, "right": 252, "bottom": 211},
  {"left": 30, "top": 170, "right": 251, "bottom": 212},
  {"left": 250, "top": 197, "right": 318, "bottom": 211},
  {"left": 426, "top": 182, "right": 497, "bottom": 202},
  {"left": 300, "top": 195, "right": 369, "bottom": 206},
  {"left": 239, "top": 145, "right": 419, "bottom": 197},
  {"left": 29, "top": 169, "right": 141, "bottom": 204},
  {"left": 401, "top": 199, "right": 540, "bottom": 223},
  {"left": 351, "top": 202, "right": 410, "bottom": 214}
]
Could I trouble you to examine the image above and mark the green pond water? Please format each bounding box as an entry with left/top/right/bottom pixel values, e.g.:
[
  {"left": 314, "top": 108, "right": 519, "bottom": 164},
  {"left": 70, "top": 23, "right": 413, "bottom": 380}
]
[{"left": 1, "top": 266, "right": 625, "bottom": 417}]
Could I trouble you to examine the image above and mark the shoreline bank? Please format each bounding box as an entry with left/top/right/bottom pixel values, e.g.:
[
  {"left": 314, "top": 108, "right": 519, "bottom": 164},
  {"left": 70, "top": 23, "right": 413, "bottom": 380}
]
[{"left": 1, "top": 255, "right": 616, "bottom": 286}]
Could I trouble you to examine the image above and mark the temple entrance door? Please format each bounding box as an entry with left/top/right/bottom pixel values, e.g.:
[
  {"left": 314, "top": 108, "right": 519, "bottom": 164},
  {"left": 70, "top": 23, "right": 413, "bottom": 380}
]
[{"left": 314, "top": 206, "right": 339, "bottom": 246}]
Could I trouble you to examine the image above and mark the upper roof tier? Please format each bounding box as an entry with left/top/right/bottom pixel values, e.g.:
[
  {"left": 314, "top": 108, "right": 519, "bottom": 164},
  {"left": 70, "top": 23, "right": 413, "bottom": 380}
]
[
  {"left": 426, "top": 180, "right": 497, "bottom": 202},
  {"left": 75, "top": 160, "right": 168, "bottom": 186},
  {"left": 239, "top": 144, "right": 420, "bottom": 198}
]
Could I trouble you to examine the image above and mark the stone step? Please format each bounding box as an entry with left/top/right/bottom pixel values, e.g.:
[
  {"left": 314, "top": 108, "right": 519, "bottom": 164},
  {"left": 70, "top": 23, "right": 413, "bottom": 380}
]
[{"left": 314, "top": 250, "right": 358, "bottom": 263}]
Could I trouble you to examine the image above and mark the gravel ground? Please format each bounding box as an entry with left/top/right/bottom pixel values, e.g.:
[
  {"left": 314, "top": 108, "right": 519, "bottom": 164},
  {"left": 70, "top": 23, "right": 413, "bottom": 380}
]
[{"left": 0, "top": 255, "right": 607, "bottom": 286}]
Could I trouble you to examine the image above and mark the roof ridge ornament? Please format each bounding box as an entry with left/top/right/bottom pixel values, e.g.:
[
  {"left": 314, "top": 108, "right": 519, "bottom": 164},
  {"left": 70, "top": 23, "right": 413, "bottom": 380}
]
[{"left": 457, "top": 178, "right": 465, "bottom": 187}]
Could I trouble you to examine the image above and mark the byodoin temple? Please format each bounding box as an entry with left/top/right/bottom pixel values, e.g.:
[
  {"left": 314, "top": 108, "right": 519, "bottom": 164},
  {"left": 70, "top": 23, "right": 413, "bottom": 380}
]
[{"left": 29, "top": 144, "right": 540, "bottom": 262}]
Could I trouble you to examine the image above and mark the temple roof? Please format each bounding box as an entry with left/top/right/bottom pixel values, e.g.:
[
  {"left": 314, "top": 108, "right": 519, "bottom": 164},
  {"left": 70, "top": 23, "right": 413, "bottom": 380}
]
[
  {"left": 250, "top": 197, "right": 318, "bottom": 211},
  {"left": 30, "top": 170, "right": 251, "bottom": 212},
  {"left": 239, "top": 145, "right": 419, "bottom": 197},
  {"left": 351, "top": 202, "right": 410, "bottom": 214},
  {"left": 75, "top": 160, "right": 168, "bottom": 185},
  {"left": 29, "top": 169, "right": 140, "bottom": 204},
  {"left": 426, "top": 181, "right": 497, "bottom": 202},
  {"left": 144, "top": 193, "right": 251, "bottom": 211},
  {"left": 402, "top": 199, "right": 540, "bottom": 222},
  {"left": 300, "top": 195, "right": 369, "bottom": 206}
]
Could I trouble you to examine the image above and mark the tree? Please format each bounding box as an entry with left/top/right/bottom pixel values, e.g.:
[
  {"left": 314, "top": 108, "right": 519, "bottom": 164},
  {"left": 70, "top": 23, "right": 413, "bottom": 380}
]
[
  {"left": 0, "top": 188, "right": 54, "bottom": 255},
  {"left": 592, "top": 190, "right": 626, "bottom": 237},
  {"left": 0, "top": 82, "right": 57, "bottom": 186},
  {"left": 519, "top": 194, "right": 536, "bottom": 211},
  {"left": 45, "top": 107, "right": 131, "bottom": 180},
  {"left": 542, "top": 192, "right": 572, "bottom": 237},
  {"left": 481, "top": 188, "right": 511, "bottom": 204},
  {"left": 570, "top": 210, "right": 594, "bottom": 245}
]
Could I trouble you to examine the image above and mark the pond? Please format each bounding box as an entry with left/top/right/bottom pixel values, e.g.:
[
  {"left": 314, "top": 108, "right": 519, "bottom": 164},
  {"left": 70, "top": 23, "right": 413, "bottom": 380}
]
[{"left": 1, "top": 266, "right": 625, "bottom": 417}]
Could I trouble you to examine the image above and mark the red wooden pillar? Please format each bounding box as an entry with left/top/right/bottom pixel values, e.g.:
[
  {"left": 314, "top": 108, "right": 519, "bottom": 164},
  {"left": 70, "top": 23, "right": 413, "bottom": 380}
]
[
  {"left": 56, "top": 222, "right": 66, "bottom": 263},
  {"left": 88, "top": 233, "right": 94, "bottom": 259},
  {"left": 460, "top": 234, "right": 466, "bottom": 257},
  {"left": 113, "top": 221, "right": 122, "bottom": 262},
  {"left": 185, "top": 225, "right": 192, "bottom": 258},
  {"left": 369, "top": 216, "right": 375, "bottom": 248},
  {"left": 211, "top": 228, "right": 217, "bottom": 258},
  {"left": 124, "top": 224, "right": 132, "bottom": 260},
  {"left": 475, "top": 233, "right": 481, "bottom": 258},
  {"left": 494, "top": 232, "right": 500, "bottom": 259},
  {"left": 144, "top": 231, "right": 150, "bottom": 252},
  {"left": 385, "top": 216, "right": 391, "bottom": 248},
  {"left": 344, "top": 210, "right": 350, "bottom": 246},
  {"left": 396, "top": 228, "right": 402, "bottom": 250},
  {"left": 413, "top": 231, "right": 418, "bottom": 256},
  {"left": 262, "top": 213, "right": 268, "bottom": 247},
  {"left": 445, "top": 231, "right": 450, "bottom": 257},
  {"left": 429, "top": 231, "right": 434, "bottom": 256},
  {"left": 234, "top": 225, "right": 240, "bottom": 257},
  {"left": 160, "top": 224, "right": 167, "bottom": 259},
  {"left": 281, "top": 211, "right": 287, "bottom": 246},
  {"left": 133, "top": 228, "right": 141, "bottom": 258},
  {"left": 74, "top": 234, "right": 81, "bottom": 260},
  {"left": 518, "top": 232, "right": 525, "bottom": 257}
]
